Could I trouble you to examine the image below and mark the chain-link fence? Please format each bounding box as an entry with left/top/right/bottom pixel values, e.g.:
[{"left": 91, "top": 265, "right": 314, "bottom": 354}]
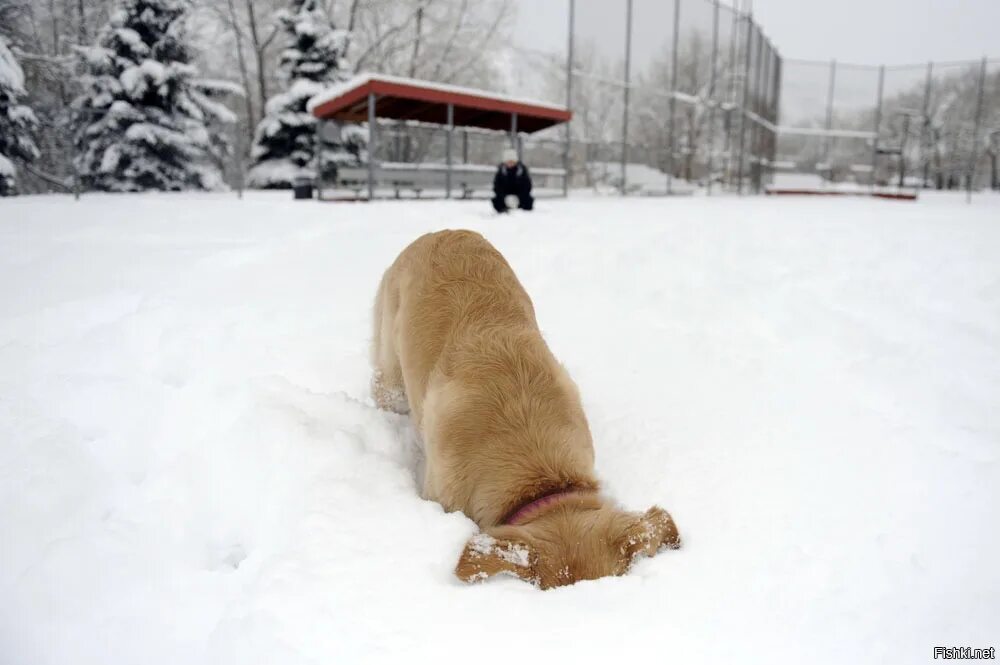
[
  {"left": 776, "top": 57, "right": 1000, "bottom": 194},
  {"left": 515, "top": 0, "right": 998, "bottom": 198},
  {"left": 16, "top": 0, "right": 998, "bottom": 200},
  {"left": 551, "top": 0, "right": 779, "bottom": 195}
]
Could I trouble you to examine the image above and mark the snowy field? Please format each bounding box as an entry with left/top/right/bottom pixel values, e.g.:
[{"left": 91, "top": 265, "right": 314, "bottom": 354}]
[{"left": 1, "top": 191, "right": 998, "bottom": 664}]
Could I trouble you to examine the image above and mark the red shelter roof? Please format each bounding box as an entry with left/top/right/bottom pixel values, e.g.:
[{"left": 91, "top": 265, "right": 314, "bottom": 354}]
[{"left": 307, "top": 74, "right": 572, "bottom": 133}]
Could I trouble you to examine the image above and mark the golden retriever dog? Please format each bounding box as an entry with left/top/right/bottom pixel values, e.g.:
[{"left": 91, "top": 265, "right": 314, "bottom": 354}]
[{"left": 371, "top": 230, "right": 680, "bottom": 589}]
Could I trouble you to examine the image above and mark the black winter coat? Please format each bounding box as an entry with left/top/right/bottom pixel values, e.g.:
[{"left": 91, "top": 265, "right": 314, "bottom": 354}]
[{"left": 493, "top": 162, "right": 533, "bottom": 197}]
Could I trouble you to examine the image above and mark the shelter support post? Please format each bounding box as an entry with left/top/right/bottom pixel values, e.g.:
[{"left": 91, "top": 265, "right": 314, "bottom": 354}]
[
  {"left": 367, "top": 92, "right": 376, "bottom": 201},
  {"left": 563, "top": 0, "right": 575, "bottom": 198},
  {"left": 621, "top": 0, "right": 633, "bottom": 196},
  {"left": 314, "top": 119, "right": 322, "bottom": 201},
  {"left": 446, "top": 103, "right": 454, "bottom": 199},
  {"left": 510, "top": 112, "right": 518, "bottom": 152}
]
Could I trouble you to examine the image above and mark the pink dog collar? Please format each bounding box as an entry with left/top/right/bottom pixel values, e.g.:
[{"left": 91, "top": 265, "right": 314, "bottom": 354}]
[{"left": 504, "top": 489, "right": 593, "bottom": 525}]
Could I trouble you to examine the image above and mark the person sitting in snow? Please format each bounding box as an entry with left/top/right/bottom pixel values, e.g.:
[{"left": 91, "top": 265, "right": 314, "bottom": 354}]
[{"left": 492, "top": 148, "right": 533, "bottom": 213}]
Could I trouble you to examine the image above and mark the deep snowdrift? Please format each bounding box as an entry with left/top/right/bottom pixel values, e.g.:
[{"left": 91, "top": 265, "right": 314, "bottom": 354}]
[{"left": 1, "top": 192, "right": 998, "bottom": 664}]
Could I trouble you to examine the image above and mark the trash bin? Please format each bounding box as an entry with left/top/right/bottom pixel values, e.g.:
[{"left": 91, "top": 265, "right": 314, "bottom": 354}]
[{"left": 293, "top": 175, "right": 314, "bottom": 200}]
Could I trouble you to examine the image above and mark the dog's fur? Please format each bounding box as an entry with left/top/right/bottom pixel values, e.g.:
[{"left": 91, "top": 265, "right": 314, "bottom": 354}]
[{"left": 371, "top": 230, "right": 679, "bottom": 588}]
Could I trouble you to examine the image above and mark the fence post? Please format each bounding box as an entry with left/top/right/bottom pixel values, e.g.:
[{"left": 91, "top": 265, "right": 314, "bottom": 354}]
[
  {"left": 870, "top": 65, "right": 885, "bottom": 192},
  {"left": 748, "top": 27, "right": 764, "bottom": 194},
  {"left": 967, "top": 56, "right": 988, "bottom": 203},
  {"left": 621, "top": 0, "right": 633, "bottom": 196},
  {"left": 445, "top": 102, "right": 453, "bottom": 199},
  {"left": 752, "top": 35, "right": 766, "bottom": 192},
  {"left": 736, "top": 12, "right": 753, "bottom": 195},
  {"left": 771, "top": 49, "right": 782, "bottom": 180},
  {"left": 724, "top": 5, "right": 739, "bottom": 190},
  {"left": 824, "top": 59, "right": 837, "bottom": 175},
  {"left": 563, "top": 0, "right": 575, "bottom": 197},
  {"left": 706, "top": 0, "right": 719, "bottom": 195},
  {"left": 667, "top": 0, "right": 680, "bottom": 195},
  {"left": 921, "top": 61, "right": 933, "bottom": 187}
]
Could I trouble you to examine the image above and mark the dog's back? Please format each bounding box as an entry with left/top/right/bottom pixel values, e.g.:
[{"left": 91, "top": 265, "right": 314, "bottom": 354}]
[
  {"left": 372, "top": 230, "right": 598, "bottom": 526},
  {"left": 372, "top": 230, "right": 679, "bottom": 589}
]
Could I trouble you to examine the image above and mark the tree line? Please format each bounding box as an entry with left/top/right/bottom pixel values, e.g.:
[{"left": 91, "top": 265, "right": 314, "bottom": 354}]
[{"left": 0, "top": 0, "right": 512, "bottom": 195}]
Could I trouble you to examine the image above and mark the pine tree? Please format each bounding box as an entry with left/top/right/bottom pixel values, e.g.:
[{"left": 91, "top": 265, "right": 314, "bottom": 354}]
[
  {"left": 247, "top": 0, "right": 359, "bottom": 189},
  {"left": 0, "top": 35, "right": 40, "bottom": 196},
  {"left": 72, "top": 0, "right": 240, "bottom": 192}
]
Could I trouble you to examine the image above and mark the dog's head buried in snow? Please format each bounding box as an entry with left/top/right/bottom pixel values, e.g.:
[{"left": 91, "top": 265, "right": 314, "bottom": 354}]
[
  {"left": 455, "top": 502, "right": 680, "bottom": 589},
  {"left": 371, "top": 229, "right": 681, "bottom": 589}
]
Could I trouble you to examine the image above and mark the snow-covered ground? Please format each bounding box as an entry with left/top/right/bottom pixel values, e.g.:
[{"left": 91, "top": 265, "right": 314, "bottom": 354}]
[{"left": 1, "top": 191, "right": 998, "bottom": 664}]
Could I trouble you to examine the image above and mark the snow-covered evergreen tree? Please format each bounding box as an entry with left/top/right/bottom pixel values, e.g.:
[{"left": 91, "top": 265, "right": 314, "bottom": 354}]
[
  {"left": 72, "top": 0, "right": 240, "bottom": 192},
  {"left": 248, "top": 0, "right": 360, "bottom": 188},
  {"left": 0, "top": 35, "right": 40, "bottom": 196}
]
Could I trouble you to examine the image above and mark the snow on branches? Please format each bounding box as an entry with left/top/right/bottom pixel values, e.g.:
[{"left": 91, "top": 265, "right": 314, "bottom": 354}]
[
  {"left": 247, "top": 0, "right": 359, "bottom": 189},
  {"left": 72, "top": 0, "right": 241, "bottom": 192},
  {"left": 0, "top": 35, "right": 40, "bottom": 195}
]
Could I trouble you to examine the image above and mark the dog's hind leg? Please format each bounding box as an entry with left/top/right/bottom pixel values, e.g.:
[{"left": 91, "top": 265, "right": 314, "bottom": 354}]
[{"left": 371, "top": 270, "right": 409, "bottom": 414}]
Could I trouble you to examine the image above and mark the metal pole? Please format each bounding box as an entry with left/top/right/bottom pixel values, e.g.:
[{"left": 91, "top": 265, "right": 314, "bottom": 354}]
[
  {"left": 706, "top": 0, "right": 719, "bottom": 195},
  {"left": 736, "top": 12, "right": 753, "bottom": 195},
  {"left": 967, "top": 56, "right": 988, "bottom": 204},
  {"left": 446, "top": 103, "right": 453, "bottom": 199},
  {"left": 751, "top": 33, "right": 764, "bottom": 193},
  {"left": 723, "top": 4, "right": 738, "bottom": 190},
  {"left": 870, "top": 65, "right": 884, "bottom": 192},
  {"left": 757, "top": 39, "right": 771, "bottom": 192},
  {"left": 621, "top": 0, "right": 633, "bottom": 196},
  {"left": 760, "top": 41, "right": 774, "bottom": 187},
  {"left": 367, "top": 92, "right": 376, "bottom": 200},
  {"left": 824, "top": 59, "right": 837, "bottom": 176},
  {"left": 921, "top": 61, "right": 933, "bottom": 187},
  {"left": 771, "top": 49, "right": 782, "bottom": 182},
  {"left": 563, "top": 0, "right": 575, "bottom": 198},
  {"left": 462, "top": 128, "right": 468, "bottom": 164},
  {"left": 667, "top": 0, "right": 680, "bottom": 194},
  {"left": 510, "top": 112, "right": 518, "bottom": 149},
  {"left": 898, "top": 114, "right": 910, "bottom": 188}
]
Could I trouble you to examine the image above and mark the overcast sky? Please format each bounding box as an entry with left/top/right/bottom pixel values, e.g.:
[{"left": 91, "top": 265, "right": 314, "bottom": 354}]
[{"left": 514, "top": 0, "right": 1000, "bottom": 66}]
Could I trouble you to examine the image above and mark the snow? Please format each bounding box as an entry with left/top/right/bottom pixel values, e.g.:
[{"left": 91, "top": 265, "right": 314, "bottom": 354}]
[
  {"left": 72, "top": 1, "right": 235, "bottom": 192},
  {"left": 246, "top": 159, "right": 311, "bottom": 187},
  {"left": 770, "top": 172, "right": 920, "bottom": 195},
  {"left": 121, "top": 60, "right": 169, "bottom": 98},
  {"left": 1, "top": 191, "right": 998, "bottom": 664},
  {"left": 468, "top": 534, "right": 532, "bottom": 568},
  {"left": 0, "top": 37, "right": 26, "bottom": 93},
  {"left": 112, "top": 27, "right": 149, "bottom": 58},
  {"left": 307, "top": 72, "right": 572, "bottom": 115},
  {"left": 586, "top": 161, "right": 697, "bottom": 195}
]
